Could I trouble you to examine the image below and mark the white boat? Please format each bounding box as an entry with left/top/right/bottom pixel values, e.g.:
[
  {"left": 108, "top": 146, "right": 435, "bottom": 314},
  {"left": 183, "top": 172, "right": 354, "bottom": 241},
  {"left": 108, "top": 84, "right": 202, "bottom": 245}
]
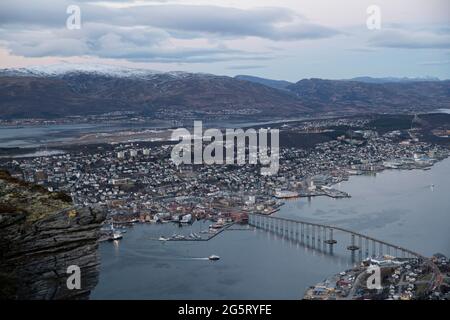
[
  {"left": 189, "top": 232, "right": 201, "bottom": 239},
  {"left": 208, "top": 255, "right": 220, "bottom": 261},
  {"left": 113, "top": 232, "right": 123, "bottom": 240},
  {"left": 274, "top": 190, "right": 299, "bottom": 199},
  {"left": 109, "top": 231, "right": 123, "bottom": 241},
  {"left": 158, "top": 236, "right": 169, "bottom": 241},
  {"left": 108, "top": 224, "right": 123, "bottom": 241},
  {"left": 181, "top": 214, "right": 193, "bottom": 224}
]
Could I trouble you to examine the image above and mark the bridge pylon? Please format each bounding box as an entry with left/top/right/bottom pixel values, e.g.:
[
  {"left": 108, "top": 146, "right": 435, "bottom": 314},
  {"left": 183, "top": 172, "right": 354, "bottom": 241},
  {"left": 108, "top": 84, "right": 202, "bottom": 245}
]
[
  {"left": 324, "top": 227, "right": 337, "bottom": 245},
  {"left": 347, "top": 234, "right": 360, "bottom": 251}
]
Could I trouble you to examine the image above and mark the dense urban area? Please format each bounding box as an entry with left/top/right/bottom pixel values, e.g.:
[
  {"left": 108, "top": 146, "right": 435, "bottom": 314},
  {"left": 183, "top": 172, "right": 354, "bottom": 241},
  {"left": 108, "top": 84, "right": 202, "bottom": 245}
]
[
  {"left": 304, "top": 254, "right": 450, "bottom": 300},
  {"left": 1, "top": 114, "right": 450, "bottom": 299}
]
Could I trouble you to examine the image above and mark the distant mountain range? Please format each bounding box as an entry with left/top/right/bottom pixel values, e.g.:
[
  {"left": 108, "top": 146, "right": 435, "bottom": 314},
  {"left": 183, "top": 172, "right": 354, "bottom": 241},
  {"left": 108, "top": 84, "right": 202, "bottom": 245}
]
[
  {"left": 0, "top": 64, "right": 449, "bottom": 120},
  {"left": 236, "top": 75, "right": 442, "bottom": 87},
  {"left": 347, "top": 76, "right": 441, "bottom": 84},
  {"left": 234, "top": 75, "right": 293, "bottom": 91},
  {"left": 286, "top": 78, "right": 450, "bottom": 114}
]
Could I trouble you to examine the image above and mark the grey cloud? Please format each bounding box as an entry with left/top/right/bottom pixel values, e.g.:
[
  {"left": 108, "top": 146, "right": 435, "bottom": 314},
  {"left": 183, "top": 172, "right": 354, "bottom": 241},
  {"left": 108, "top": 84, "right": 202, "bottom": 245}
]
[
  {"left": 0, "top": 0, "right": 340, "bottom": 63},
  {"left": 418, "top": 60, "right": 450, "bottom": 66},
  {"left": 96, "top": 46, "right": 267, "bottom": 63},
  {"left": 0, "top": 23, "right": 272, "bottom": 63},
  {"left": 0, "top": 1, "right": 339, "bottom": 41},
  {"left": 346, "top": 48, "right": 378, "bottom": 53},
  {"left": 266, "top": 22, "right": 339, "bottom": 41},
  {"left": 0, "top": 0, "right": 104, "bottom": 27},
  {"left": 369, "top": 28, "right": 450, "bottom": 49},
  {"left": 227, "top": 65, "right": 266, "bottom": 70},
  {"left": 115, "top": 5, "right": 294, "bottom": 39},
  {"left": 0, "top": 23, "right": 168, "bottom": 56}
]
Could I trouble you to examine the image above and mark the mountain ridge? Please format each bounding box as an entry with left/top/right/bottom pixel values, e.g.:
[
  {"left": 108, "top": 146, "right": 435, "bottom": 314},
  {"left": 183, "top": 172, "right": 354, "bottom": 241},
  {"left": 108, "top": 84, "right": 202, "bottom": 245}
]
[
  {"left": 234, "top": 75, "right": 293, "bottom": 91},
  {"left": 0, "top": 69, "right": 310, "bottom": 119},
  {"left": 1, "top": 64, "right": 449, "bottom": 120}
]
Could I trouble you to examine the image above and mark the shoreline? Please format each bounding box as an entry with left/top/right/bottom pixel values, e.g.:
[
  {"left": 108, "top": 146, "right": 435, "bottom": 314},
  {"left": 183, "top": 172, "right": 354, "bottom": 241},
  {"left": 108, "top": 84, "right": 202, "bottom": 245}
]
[{"left": 274, "top": 154, "right": 449, "bottom": 205}]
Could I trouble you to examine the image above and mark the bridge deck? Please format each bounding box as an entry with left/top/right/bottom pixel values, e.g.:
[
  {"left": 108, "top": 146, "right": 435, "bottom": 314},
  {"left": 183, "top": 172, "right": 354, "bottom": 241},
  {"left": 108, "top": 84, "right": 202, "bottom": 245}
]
[{"left": 248, "top": 213, "right": 424, "bottom": 259}]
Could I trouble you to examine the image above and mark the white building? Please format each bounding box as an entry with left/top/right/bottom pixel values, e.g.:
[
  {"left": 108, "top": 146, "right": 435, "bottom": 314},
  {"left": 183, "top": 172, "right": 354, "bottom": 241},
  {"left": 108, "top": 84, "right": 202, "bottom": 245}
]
[{"left": 130, "top": 150, "right": 138, "bottom": 157}]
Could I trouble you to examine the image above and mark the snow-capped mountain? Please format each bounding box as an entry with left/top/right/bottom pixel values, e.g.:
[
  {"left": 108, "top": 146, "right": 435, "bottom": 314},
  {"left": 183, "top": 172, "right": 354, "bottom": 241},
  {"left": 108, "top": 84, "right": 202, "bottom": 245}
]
[
  {"left": 0, "top": 63, "right": 307, "bottom": 119},
  {"left": 0, "top": 63, "right": 198, "bottom": 79},
  {"left": 0, "top": 63, "right": 448, "bottom": 120}
]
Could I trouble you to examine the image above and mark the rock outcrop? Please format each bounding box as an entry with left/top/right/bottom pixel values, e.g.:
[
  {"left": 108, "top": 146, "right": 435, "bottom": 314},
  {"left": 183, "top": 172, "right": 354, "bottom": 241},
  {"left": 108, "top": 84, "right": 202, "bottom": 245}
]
[{"left": 0, "top": 170, "right": 105, "bottom": 299}]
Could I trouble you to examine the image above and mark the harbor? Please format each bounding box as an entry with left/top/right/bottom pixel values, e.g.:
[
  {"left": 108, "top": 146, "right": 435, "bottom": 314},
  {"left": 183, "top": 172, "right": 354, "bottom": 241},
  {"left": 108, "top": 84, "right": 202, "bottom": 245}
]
[{"left": 91, "top": 157, "right": 450, "bottom": 299}]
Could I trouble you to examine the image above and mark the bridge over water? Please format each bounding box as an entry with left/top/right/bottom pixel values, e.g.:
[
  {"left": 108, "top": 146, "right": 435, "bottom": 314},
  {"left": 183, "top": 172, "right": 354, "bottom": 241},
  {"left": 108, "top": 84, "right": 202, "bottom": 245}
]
[{"left": 248, "top": 213, "right": 424, "bottom": 260}]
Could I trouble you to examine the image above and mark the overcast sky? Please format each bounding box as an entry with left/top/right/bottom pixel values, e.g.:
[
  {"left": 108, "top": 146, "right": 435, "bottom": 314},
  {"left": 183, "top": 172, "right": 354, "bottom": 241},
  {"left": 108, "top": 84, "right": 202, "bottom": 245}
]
[{"left": 0, "top": 0, "right": 449, "bottom": 80}]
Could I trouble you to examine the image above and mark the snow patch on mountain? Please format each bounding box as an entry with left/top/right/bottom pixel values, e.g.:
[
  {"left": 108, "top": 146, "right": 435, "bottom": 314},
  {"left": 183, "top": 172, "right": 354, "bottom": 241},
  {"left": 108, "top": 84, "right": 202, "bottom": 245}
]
[{"left": 0, "top": 63, "right": 209, "bottom": 79}]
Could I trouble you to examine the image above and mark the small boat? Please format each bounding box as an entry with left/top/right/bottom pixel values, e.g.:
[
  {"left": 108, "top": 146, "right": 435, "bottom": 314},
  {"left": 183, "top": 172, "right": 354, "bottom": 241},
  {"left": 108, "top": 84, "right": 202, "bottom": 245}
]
[
  {"left": 158, "top": 236, "right": 169, "bottom": 241},
  {"left": 274, "top": 190, "right": 299, "bottom": 199},
  {"left": 208, "top": 255, "right": 220, "bottom": 261},
  {"left": 108, "top": 224, "right": 123, "bottom": 241},
  {"left": 109, "top": 231, "right": 123, "bottom": 241},
  {"left": 189, "top": 232, "right": 201, "bottom": 239}
]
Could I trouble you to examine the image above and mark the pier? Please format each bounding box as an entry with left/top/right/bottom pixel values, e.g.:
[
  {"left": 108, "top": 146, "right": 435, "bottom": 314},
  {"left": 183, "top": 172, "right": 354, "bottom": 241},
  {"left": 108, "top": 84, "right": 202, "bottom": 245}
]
[
  {"left": 248, "top": 213, "right": 423, "bottom": 259},
  {"left": 151, "top": 222, "right": 236, "bottom": 242}
]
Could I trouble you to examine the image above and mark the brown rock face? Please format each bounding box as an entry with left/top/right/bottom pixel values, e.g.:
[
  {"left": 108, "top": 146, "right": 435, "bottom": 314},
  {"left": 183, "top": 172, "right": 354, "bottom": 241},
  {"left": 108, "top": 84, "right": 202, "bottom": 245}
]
[{"left": 0, "top": 171, "right": 106, "bottom": 299}]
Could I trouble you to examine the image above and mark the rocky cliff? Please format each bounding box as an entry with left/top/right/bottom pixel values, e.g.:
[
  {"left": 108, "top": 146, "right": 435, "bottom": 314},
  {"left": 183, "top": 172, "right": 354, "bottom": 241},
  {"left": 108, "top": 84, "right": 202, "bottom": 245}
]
[{"left": 0, "top": 171, "right": 105, "bottom": 299}]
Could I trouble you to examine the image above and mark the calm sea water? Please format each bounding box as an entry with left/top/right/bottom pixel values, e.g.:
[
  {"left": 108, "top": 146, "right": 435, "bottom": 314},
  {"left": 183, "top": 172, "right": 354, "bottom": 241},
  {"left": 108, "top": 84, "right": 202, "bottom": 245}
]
[
  {"left": 91, "top": 158, "right": 450, "bottom": 299},
  {"left": 0, "top": 118, "right": 306, "bottom": 148},
  {"left": 277, "top": 158, "right": 450, "bottom": 258},
  {"left": 0, "top": 122, "right": 173, "bottom": 148}
]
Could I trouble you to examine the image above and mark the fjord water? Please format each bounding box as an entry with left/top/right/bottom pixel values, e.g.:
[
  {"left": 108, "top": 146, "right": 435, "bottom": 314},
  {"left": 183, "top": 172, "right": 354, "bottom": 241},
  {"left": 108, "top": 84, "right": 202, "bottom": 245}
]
[
  {"left": 91, "top": 158, "right": 450, "bottom": 299},
  {"left": 278, "top": 157, "right": 450, "bottom": 258},
  {"left": 0, "top": 122, "right": 173, "bottom": 148},
  {"left": 0, "top": 118, "right": 302, "bottom": 148}
]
